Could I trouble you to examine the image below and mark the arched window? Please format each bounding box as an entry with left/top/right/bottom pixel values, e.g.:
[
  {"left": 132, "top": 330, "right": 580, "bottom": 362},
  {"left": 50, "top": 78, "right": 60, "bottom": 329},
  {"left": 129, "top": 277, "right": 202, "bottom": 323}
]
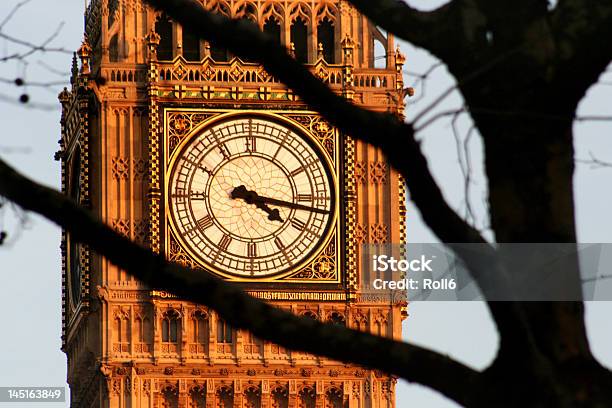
[
  {"left": 271, "top": 386, "right": 288, "bottom": 408},
  {"left": 182, "top": 27, "right": 201, "bottom": 61},
  {"left": 217, "top": 318, "right": 233, "bottom": 343},
  {"left": 244, "top": 386, "right": 261, "bottom": 408},
  {"left": 263, "top": 17, "right": 281, "bottom": 45},
  {"left": 298, "top": 387, "right": 316, "bottom": 408},
  {"left": 114, "top": 316, "right": 125, "bottom": 343},
  {"left": 324, "top": 388, "right": 343, "bottom": 408},
  {"left": 210, "top": 42, "right": 229, "bottom": 62},
  {"left": 134, "top": 313, "right": 152, "bottom": 345},
  {"left": 317, "top": 18, "right": 334, "bottom": 63},
  {"left": 188, "top": 386, "right": 206, "bottom": 408},
  {"left": 291, "top": 17, "right": 308, "bottom": 63},
  {"left": 161, "top": 385, "right": 178, "bottom": 408},
  {"left": 192, "top": 311, "right": 208, "bottom": 343},
  {"left": 155, "top": 14, "right": 173, "bottom": 61},
  {"left": 237, "top": 17, "right": 257, "bottom": 62},
  {"left": 328, "top": 311, "right": 346, "bottom": 327},
  {"left": 373, "top": 38, "right": 386, "bottom": 69},
  {"left": 134, "top": 316, "right": 143, "bottom": 342},
  {"left": 216, "top": 385, "right": 233, "bottom": 408},
  {"left": 109, "top": 34, "right": 119, "bottom": 62},
  {"left": 162, "top": 310, "right": 180, "bottom": 343},
  {"left": 353, "top": 314, "right": 367, "bottom": 332},
  {"left": 301, "top": 310, "right": 318, "bottom": 321}
]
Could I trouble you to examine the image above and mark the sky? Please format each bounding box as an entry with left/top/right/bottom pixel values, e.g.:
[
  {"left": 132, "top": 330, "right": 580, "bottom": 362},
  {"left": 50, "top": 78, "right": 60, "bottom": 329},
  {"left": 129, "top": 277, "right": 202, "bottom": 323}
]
[{"left": 0, "top": 1, "right": 611, "bottom": 407}]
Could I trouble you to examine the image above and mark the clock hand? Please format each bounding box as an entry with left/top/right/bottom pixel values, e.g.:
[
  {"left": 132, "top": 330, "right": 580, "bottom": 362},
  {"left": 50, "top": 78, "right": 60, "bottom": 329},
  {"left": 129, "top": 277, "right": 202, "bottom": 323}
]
[
  {"left": 230, "top": 185, "right": 284, "bottom": 222},
  {"left": 231, "top": 185, "right": 329, "bottom": 215}
]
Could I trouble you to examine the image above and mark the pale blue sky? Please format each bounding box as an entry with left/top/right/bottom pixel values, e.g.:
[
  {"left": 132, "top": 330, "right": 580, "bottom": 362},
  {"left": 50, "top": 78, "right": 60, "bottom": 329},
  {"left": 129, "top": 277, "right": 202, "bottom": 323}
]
[{"left": 0, "top": 1, "right": 610, "bottom": 407}]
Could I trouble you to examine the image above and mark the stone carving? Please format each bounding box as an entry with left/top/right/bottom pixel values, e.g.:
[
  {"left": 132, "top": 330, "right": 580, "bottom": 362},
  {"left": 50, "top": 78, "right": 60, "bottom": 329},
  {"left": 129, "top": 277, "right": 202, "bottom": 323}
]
[
  {"left": 167, "top": 112, "right": 216, "bottom": 156},
  {"left": 286, "top": 238, "right": 337, "bottom": 281},
  {"left": 354, "top": 223, "right": 367, "bottom": 245},
  {"left": 355, "top": 161, "right": 367, "bottom": 184},
  {"left": 370, "top": 224, "right": 388, "bottom": 244},
  {"left": 369, "top": 161, "right": 388, "bottom": 184},
  {"left": 111, "top": 157, "right": 129, "bottom": 180}
]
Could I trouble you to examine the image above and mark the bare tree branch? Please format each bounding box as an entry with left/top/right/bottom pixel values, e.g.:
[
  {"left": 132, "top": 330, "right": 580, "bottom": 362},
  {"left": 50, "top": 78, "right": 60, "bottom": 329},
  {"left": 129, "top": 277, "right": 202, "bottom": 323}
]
[
  {"left": 0, "top": 0, "right": 31, "bottom": 30},
  {"left": 576, "top": 152, "right": 612, "bottom": 169},
  {"left": 0, "top": 22, "right": 71, "bottom": 62},
  {"left": 0, "top": 157, "right": 481, "bottom": 406},
  {"left": 0, "top": 92, "right": 57, "bottom": 110},
  {"left": 0, "top": 77, "right": 67, "bottom": 88}
]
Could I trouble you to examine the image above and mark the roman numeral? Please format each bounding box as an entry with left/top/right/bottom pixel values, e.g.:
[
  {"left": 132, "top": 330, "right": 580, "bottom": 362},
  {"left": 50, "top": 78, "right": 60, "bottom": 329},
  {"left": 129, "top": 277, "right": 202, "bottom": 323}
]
[
  {"left": 190, "top": 191, "right": 207, "bottom": 200},
  {"left": 273, "top": 131, "right": 290, "bottom": 159},
  {"left": 218, "top": 144, "right": 231, "bottom": 160},
  {"left": 296, "top": 194, "right": 312, "bottom": 202},
  {"left": 197, "top": 215, "right": 213, "bottom": 230},
  {"left": 291, "top": 218, "right": 306, "bottom": 231},
  {"left": 171, "top": 191, "right": 207, "bottom": 200},
  {"left": 274, "top": 237, "right": 285, "bottom": 250},
  {"left": 290, "top": 166, "right": 305, "bottom": 177},
  {"left": 245, "top": 136, "right": 256, "bottom": 152},
  {"left": 211, "top": 129, "right": 231, "bottom": 160},
  {"left": 219, "top": 234, "right": 232, "bottom": 251},
  {"left": 247, "top": 242, "right": 257, "bottom": 257}
]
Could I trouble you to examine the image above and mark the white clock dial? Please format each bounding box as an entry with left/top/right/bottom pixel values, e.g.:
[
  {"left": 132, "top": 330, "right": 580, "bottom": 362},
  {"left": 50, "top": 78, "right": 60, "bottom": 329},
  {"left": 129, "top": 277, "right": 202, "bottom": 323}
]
[{"left": 167, "top": 115, "right": 336, "bottom": 278}]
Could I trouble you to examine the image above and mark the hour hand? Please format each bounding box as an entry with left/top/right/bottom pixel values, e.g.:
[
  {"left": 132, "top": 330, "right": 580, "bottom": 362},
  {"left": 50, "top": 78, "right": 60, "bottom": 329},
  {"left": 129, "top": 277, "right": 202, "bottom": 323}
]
[{"left": 230, "top": 185, "right": 284, "bottom": 223}]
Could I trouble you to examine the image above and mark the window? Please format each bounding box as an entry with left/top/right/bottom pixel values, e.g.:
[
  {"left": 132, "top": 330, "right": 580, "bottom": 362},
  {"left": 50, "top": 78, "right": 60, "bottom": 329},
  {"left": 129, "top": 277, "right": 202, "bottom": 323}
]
[
  {"left": 238, "top": 17, "right": 256, "bottom": 62},
  {"left": 217, "top": 318, "right": 233, "bottom": 343},
  {"left": 162, "top": 310, "right": 180, "bottom": 343},
  {"left": 188, "top": 386, "right": 206, "bottom": 408},
  {"left": 271, "top": 386, "right": 288, "bottom": 408},
  {"left": 317, "top": 18, "right": 334, "bottom": 63},
  {"left": 182, "top": 28, "right": 201, "bottom": 61},
  {"left": 109, "top": 34, "right": 119, "bottom": 62},
  {"left": 301, "top": 311, "right": 318, "bottom": 321},
  {"left": 298, "top": 387, "right": 315, "bottom": 408},
  {"left": 325, "top": 388, "right": 343, "bottom": 408},
  {"left": 155, "top": 14, "right": 173, "bottom": 61},
  {"left": 328, "top": 311, "right": 346, "bottom": 327},
  {"left": 134, "top": 315, "right": 151, "bottom": 343},
  {"left": 263, "top": 17, "right": 281, "bottom": 45},
  {"left": 373, "top": 38, "right": 386, "bottom": 69},
  {"left": 210, "top": 42, "right": 229, "bottom": 62},
  {"left": 244, "top": 386, "right": 261, "bottom": 408},
  {"left": 291, "top": 17, "right": 308, "bottom": 63},
  {"left": 192, "top": 311, "right": 208, "bottom": 343},
  {"left": 114, "top": 316, "right": 127, "bottom": 342},
  {"left": 161, "top": 386, "right": 178, "bottom": 408},
  {"left": 217, "top": 386, "right": 233, "bottom": 408}
]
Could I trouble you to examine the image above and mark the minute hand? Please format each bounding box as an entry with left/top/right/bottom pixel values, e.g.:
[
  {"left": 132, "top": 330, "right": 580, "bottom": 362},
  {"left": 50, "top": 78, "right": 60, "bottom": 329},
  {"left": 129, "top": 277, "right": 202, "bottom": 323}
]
[{"left": 257, "top": 195, "right": 330, "bottom": 215}]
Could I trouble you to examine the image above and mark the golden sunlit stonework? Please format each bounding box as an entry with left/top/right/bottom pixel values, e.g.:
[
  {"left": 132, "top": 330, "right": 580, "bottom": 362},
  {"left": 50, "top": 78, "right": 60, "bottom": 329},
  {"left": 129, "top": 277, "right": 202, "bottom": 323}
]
[{"left": 59, "top": 0, "right": 407, "bottom": 407}]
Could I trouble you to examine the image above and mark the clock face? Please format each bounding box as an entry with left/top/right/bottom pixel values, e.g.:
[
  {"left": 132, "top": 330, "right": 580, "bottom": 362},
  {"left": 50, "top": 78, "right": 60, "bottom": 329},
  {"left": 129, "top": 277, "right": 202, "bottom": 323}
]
[{"left": 167, "top": 115, "right": 337, "bottom": 279}]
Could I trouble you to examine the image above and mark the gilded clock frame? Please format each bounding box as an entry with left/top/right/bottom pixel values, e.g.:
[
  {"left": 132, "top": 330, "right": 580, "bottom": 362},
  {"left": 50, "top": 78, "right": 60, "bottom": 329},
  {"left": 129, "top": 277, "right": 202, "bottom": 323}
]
[{"left": 160, "top": 107, "right": 347, "bottom": 284}]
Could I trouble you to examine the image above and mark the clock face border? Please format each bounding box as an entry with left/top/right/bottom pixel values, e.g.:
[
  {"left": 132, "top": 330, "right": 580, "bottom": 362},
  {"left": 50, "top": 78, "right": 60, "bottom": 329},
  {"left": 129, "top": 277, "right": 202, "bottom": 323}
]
[{"left": 161, "top": 108, "right": 343, "bottom": 284}]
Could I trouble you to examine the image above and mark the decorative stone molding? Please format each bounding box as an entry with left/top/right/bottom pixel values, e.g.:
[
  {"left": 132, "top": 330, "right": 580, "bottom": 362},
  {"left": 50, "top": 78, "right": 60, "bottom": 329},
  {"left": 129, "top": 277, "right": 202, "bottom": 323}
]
[
  {"left": 369, "top": 161, "right": 388, "bottom": 184},
  {"left": 370, "top": 224, "right": 388, "bottom": 244}
]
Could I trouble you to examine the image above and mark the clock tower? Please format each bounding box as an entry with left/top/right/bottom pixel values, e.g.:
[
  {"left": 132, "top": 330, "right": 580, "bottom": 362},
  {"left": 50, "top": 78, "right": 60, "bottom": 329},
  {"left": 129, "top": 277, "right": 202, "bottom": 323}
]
[{"left": 59, "top": 1, "right": 407, "bottom": 407}]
